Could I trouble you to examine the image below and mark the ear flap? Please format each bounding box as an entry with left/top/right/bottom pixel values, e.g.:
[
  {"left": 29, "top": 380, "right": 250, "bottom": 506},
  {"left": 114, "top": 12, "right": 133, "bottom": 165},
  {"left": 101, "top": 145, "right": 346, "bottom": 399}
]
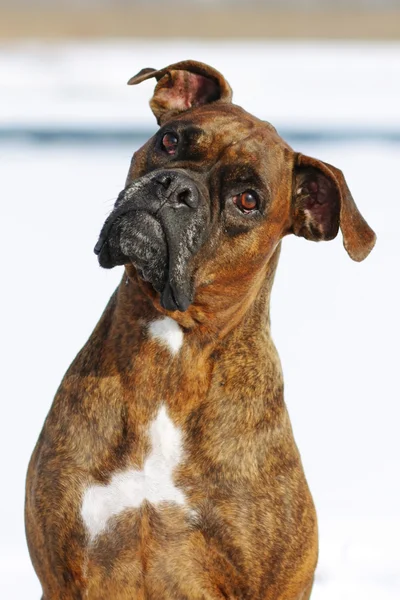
[
  {"left": 292, "top": 154, "right": 376, "bottom": 261},
  {"left": 128, "top": 60, "right": 233, "bottom": 124}
]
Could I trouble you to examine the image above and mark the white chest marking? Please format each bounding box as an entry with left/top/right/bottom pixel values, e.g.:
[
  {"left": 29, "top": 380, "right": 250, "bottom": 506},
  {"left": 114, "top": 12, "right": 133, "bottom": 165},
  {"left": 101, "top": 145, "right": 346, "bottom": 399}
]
[
  {"left": 81, "top": 405, "right": 186, "bottom": 540},
  {"left": 147, "top": 316, "right": 183, "bottom": 355}
]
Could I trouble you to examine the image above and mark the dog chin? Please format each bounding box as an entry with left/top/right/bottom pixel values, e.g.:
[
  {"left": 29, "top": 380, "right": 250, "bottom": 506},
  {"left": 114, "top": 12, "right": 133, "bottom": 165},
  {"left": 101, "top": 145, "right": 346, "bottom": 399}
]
[
  {"left": 131, "top": 257, "right": 192, "bottom": 312},
  {"left": 131, "top": 262, "right": 191, "bottom": 312}
]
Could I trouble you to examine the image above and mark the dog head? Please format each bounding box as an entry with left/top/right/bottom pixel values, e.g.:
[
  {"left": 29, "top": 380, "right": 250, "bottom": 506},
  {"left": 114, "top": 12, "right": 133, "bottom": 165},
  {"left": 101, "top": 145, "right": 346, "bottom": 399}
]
[{"left": 95, "top": 60, "right": 376, "bottom": 314}]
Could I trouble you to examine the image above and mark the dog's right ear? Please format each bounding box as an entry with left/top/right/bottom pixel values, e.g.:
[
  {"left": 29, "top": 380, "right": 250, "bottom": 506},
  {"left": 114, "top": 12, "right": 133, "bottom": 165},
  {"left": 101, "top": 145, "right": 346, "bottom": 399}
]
[{"left": 128, "top": 60, "right": 233, "bottom": 124}]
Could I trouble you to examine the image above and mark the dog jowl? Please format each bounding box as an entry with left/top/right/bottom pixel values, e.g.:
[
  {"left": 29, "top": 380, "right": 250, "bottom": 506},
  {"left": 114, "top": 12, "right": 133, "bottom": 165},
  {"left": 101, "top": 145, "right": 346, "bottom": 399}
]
[{"left": 26, "top": 60, "right": 376, "bottom": 600}]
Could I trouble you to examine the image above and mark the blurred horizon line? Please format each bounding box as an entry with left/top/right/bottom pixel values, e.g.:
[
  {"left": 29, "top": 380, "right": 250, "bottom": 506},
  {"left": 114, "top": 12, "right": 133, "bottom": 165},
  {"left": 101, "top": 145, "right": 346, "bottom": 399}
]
[{"left": 2, "top": 127, "right": 400, "bottom": 145}]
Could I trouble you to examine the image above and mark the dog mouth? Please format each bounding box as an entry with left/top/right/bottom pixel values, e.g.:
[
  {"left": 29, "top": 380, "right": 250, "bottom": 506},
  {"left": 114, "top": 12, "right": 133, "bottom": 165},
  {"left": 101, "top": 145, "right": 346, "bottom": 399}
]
[
  {"left": 95, "top": 209, "right": 176, "bottom": 308},
  {"left": 94, "top": 170, "right": 208, "bottom": 312}
]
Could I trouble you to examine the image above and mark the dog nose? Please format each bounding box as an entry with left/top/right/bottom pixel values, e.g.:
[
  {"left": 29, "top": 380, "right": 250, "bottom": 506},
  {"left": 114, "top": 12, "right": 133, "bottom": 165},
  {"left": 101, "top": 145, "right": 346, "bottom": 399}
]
[{"left": 154, "top": 172, "right": 200, "bottom": 209}]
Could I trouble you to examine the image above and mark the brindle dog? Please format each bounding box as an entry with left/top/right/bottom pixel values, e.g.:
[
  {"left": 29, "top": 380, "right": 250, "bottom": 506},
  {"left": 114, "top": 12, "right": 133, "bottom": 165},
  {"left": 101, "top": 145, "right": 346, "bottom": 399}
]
[{"left": 25, "top": 61, "right": 376, "bottom": 600}]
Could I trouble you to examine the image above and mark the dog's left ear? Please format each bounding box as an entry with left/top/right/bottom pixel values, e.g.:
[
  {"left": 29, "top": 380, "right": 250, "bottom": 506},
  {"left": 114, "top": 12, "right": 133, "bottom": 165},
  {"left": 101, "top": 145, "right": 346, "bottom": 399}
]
[
  {"left": 292, "top": 153, "right": 376, "bottom": 261},
  {"left": 127, "top": 60, "right": 232, "bottom": 124}
]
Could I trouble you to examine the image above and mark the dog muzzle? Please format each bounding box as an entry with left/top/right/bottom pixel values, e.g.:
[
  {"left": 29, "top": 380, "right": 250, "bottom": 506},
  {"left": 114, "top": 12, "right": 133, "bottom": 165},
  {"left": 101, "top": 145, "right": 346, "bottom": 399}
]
[{"left": 94, "top": 169, "right": 209, "bottom": 312}]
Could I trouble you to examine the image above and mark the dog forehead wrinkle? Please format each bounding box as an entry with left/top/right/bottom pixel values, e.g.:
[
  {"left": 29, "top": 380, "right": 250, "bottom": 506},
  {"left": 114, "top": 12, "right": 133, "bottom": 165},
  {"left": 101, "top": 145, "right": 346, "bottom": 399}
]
[
  {"left": 147, "top": 316, "right": 183, "bottom": 355},
  {"left": 80, "top": 404, "right": 187, "bottom": 540},
  {"left": 217, "top": 124, "right": 266, "bottom": 154},
  {"left": 215, "top": 125, "right": 285, "bottom": 176}
]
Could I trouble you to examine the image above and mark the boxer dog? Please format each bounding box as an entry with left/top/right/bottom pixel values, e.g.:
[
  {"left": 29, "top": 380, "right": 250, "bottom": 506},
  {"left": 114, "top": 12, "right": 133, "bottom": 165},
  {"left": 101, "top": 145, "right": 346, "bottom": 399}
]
[{"left": 25, "top": 61, "right": 376, "bottom": 600}]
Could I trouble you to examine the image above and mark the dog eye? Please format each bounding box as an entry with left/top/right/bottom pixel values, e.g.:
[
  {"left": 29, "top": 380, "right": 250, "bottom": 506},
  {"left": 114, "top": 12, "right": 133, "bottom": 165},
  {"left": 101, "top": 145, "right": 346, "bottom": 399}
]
[
  {"left": 232, "top": 191, "right": 258, "bottom": 213},
  {"left": 162, "top": 132, "right": 179, "bottom": 155}
]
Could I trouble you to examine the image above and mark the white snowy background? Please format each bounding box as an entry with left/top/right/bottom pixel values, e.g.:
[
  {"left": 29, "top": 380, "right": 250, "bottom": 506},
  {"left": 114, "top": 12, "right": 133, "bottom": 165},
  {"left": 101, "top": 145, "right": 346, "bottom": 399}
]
[{"left": 1, "top": 41, "right": 399, "bottom": 599}]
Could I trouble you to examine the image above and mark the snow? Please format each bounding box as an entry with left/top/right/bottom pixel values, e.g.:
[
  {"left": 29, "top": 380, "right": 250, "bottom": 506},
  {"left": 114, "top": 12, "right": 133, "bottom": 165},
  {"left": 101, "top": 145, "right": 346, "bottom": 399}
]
[
  {"left": 1, "top": 40, "right": 400, "bottom": 133},
  {"left": 0, "top": 40, "right": 399, "bottom": 599}
]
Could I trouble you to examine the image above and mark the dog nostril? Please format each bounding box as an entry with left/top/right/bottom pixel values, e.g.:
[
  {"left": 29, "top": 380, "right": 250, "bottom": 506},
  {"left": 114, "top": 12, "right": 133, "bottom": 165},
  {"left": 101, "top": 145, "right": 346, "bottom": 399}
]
[
  {"left": 157, "top": 175, "right": 172, "bottom": 190},
  {"left": 177, "top": 190, "right": 191, "bottom": 205}
]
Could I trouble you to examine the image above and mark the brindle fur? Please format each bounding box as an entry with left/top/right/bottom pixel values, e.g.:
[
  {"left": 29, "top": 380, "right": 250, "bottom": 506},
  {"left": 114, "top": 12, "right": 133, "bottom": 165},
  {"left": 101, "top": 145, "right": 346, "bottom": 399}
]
[{"left": 25, "top": 62, "right": 375, "bottom": 600}]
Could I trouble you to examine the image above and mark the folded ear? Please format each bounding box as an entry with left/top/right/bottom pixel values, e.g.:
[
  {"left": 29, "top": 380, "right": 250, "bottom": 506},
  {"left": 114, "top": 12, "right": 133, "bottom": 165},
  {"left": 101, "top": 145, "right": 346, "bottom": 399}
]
[
  {"left": 128, "top": 60, "right": 233, "bottom": 124},
  {"left": 292, "top": 153, "right": 376, "bottom": 261}
]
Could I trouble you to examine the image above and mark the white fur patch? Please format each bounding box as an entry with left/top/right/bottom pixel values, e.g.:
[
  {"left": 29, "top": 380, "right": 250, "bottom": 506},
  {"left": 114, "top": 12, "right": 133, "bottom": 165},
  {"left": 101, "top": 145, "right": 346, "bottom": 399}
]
[
  {"left": 81, "top": 405, "right": 186, "bottom": 540},
  {"left": 147, "top": 316, "right": 183, "bottom": 355}
]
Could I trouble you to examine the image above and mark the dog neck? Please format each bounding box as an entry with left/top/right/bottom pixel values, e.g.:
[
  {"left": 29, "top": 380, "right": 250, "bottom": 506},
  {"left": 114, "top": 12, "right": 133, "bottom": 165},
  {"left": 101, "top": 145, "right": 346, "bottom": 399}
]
[
  {"left": 88, "top": 245, "right": 283, "bottom": 418},
  {"left": 117, "top": 243, "right": 281, "bottom": 345}
]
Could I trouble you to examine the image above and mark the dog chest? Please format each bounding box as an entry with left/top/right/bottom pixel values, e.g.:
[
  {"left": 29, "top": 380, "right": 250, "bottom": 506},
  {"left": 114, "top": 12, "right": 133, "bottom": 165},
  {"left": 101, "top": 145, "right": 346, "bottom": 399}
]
[{"left": 81, "top": 404, "right": 189, "bottom": 540}]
